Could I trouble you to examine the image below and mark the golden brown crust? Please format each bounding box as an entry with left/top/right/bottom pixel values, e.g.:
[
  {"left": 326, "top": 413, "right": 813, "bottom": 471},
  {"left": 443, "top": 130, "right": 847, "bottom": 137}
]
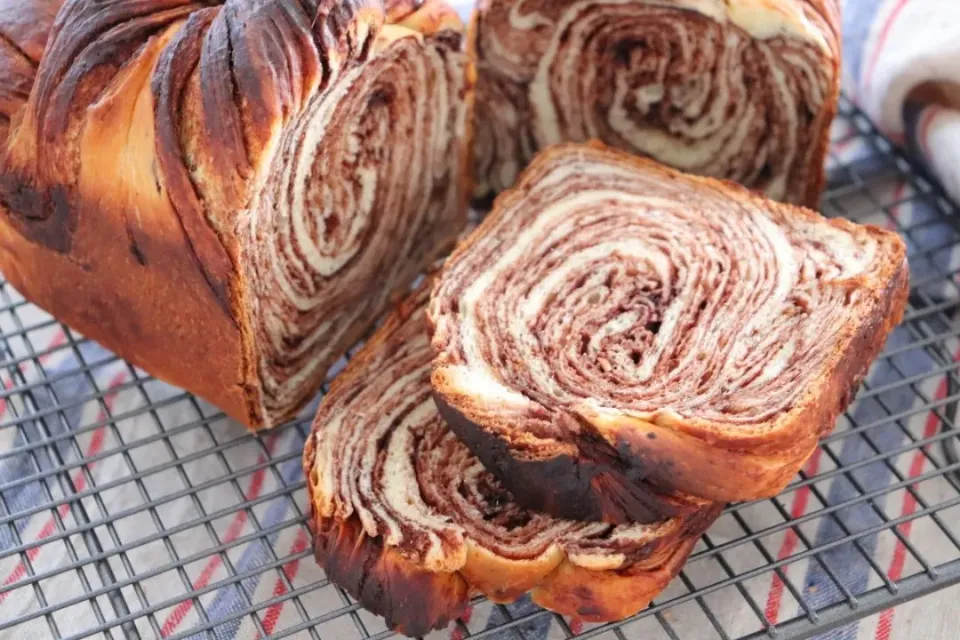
[
  {"left": 470, "top": 0, "right": 842, "bottom": 207},
  {"left": 531, "top": 535, "right": 696, "bottom": 621},
  {"left": 384, "top": 0, "right": 424, "bottom": 23},
  {"left": 430, "top": 141, "right": 909, "bottom": 519},
  {"left": 304, "top": 281, "right": 720, "bottom": 635},
  {"left": 0, "top": 4, "right": 252, "bottom": 422},
  {"left": 532, "top": 500, "right": 722, "bottom": 620},
  {"left": 0, "top": 0, "right": 472, "bottom": 428}
]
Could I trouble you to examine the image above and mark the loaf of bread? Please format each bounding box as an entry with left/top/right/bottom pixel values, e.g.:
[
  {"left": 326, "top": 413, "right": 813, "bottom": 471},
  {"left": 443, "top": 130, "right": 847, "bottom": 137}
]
[
  {"left": 471, "top": 0, "right": 841, "bottom": 206},
  {"left": 430, "top": 142, "right": 908, "bottom": 524},
  {"left": 305, "top": 283, "right": 721, "bottom": 636},
  {"left": 0, "top": 0, "right": 472, "bottom": 429}
]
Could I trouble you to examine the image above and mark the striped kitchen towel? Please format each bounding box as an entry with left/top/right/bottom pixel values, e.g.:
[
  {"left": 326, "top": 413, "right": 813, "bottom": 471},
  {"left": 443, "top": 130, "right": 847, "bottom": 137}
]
[{"left": 843, "top": 0, "right": 960, "bottom": 202}]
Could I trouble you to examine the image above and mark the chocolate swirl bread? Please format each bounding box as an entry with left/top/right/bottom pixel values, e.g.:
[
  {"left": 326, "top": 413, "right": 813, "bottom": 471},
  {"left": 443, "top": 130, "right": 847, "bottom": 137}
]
[
  {"left": 304, "top": 284, "right": 721, "bottom": 636},
  {"left": 471, "top": 0, "right": 840, "bottom": 206},
  {"left": 430, "top": 142, "right": 908, "bottom": 524},
  {"left": 0, "top": 0, "right": 472, "bottom": 429}
]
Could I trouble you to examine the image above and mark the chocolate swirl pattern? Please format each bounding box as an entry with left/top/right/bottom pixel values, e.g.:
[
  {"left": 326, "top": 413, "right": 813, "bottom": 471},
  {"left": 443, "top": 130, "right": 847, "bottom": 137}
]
[
  {"left": 471, "top": 0, "right": 841, "bottom": 206},
  {"left": 0, "top": 0, "right": 472, "bottom": 428},
  {"left": 431, "top": 143, "right": 908, "bottom": 524},
  {"left": 244, "top": 12, "right": 469, "bottom": 423},
  {"left": 305, "top": 284, "right": 721, "bottom": 636}
]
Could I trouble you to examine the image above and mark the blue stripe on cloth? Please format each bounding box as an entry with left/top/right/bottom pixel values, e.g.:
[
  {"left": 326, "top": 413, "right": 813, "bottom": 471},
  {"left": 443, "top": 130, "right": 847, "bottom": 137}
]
[
  {"left": 0, "top": 340, "right": 105, "bottom": 552},
  {"left": 842, "top": 0, "right": 888, "bottom": 91},
  {"left": 803, "top": 320, "right": 945, "bottom": 639},
  {"left": 897, "top": 198, "right": 960, "bottom": 302},
  {"left": 482, "top": 596, "right": 553, "bottom": 640},
  {"left": 181, "top": 432, "right": 306, "bottom": 640}
]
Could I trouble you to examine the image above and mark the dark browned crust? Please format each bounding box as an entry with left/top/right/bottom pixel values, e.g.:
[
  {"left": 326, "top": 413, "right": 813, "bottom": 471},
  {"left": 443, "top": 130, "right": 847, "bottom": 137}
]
[
  {"left": 313, "top": 518, "right": 471, "bottom": 636},
  {"left": 434, "top": 394, "right": 707, "bottom": 524},
  {"left": 430, "top": 141, "right": 910, "bottom": 518},
  {"left": 0, "top": 0, "right": 62, "bottom": 63},
  {"left": 532, "top": 535, "right": 697, "bottom": 621},
  {"left": 303, "top": 420, "right": 471, "bottom": 638}
]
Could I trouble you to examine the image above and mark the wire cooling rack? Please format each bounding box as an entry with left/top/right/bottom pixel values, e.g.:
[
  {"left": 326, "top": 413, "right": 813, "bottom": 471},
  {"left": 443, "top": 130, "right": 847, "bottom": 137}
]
[{"left": 2, "top": 96, "right": 960, "bottom": 640}]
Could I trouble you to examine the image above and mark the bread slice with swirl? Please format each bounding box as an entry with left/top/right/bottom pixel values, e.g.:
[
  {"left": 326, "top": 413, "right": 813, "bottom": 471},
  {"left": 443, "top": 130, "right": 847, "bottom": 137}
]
[
  {"left": 304, "top": 283, "right": 721, "bottom": 637},
  {"left": 430, "top": 142, "right": 909, "bottom": 525}
]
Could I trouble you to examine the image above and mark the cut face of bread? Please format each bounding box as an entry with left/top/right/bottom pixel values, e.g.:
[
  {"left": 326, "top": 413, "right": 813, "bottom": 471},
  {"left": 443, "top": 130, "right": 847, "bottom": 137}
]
[
  {"left": 304, "top": 284, "right": 721, "bottom": 637},
  {"left": 242, "top": 8, "right": 472, "bottom": 425},
  {"left": 430, "top": 142, "right": 909, "bottom": 524},
  {"left": 471, "top": 0, "right": 841, "bottom": 206}
]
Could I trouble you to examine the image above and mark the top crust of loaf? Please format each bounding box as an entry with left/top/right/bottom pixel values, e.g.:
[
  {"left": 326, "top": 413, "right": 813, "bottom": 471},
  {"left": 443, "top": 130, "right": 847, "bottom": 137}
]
[{"left": 430, "top": 141, "right": 909, "bottom": 515}]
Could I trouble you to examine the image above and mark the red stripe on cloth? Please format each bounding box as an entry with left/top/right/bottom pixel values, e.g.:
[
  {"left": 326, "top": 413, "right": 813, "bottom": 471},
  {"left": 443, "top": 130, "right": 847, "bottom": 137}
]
[
  {"left": 763, "top": 448, "right": 824, "bottom": 623},
  {"left": 259, "top": 527, "right": 312, "bottom": 635},
  {"left": 160, "top": 434, "right": 280, "bottom": 638},
  {"left": 0, "top": 369, "right": 127, "bottom": 601},
  {"left": 875, "top": 346, "right": 960, "bottom": 640},
  {"left": 831, "top": 135, "right": 860, "bottom": 157},
  {"left": 885, "top": 182, "right": 909, "bottom": 232},
  {"left": 0, "top": 330, "right": 67, "bottom": 421},
  {"left": 862, "top": 0, "right": 913, "bottom": 97},
  {"left": 446, "top": 605, "right": 475, "bottom": 640}
]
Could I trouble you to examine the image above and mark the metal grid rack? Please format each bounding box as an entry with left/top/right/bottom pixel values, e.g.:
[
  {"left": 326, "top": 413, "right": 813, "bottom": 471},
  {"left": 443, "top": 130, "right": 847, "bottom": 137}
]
[{"left": 2, "top": 96, "right": 960, "bottom": 640}]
